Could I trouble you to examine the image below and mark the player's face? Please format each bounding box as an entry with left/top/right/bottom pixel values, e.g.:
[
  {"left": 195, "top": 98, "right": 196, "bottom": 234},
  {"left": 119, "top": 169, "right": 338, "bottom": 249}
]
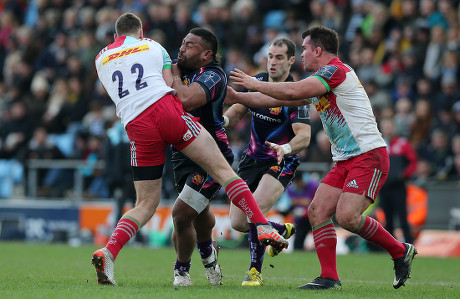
[
  {"left": 301, "top": 36, "right": 317, "bottom": 72},
  {"left": 177, "top": 33, "right": 205, "bottom": 71},
  {"left": 267, "top": 44, "right": 293, "bottom": 82}
]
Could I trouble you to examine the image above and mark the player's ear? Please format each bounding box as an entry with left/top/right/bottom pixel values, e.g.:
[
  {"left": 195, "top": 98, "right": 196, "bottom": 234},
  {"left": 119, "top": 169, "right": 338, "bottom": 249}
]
[
  {"left": 139, "top": 29, "right": 144, "bottom": 39},
  {"left": 288, "top": 56, "right": 295, "bottom": 66},
  {"left": 203, "top": 49, "right": 213, "bottom": 60},
  {"left": 315, "top": 46, "right": 322, "bottom": 56},
  {"left": 114, "top": 33, "right": 118, "bottom": 40}
]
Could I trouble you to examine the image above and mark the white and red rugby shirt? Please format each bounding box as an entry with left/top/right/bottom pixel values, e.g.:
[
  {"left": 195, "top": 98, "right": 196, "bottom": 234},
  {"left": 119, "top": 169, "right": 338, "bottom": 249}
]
[
  {"left": 311, "top": 57, "right": 386, "bottom": 161},
  {"left": 95, "top": 36, "right": 174, "bottom": 128}
]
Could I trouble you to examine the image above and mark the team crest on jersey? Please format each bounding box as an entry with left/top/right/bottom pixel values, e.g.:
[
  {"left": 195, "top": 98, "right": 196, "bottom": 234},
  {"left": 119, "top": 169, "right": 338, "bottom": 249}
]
[
  {"left": 192, "top": 173, "right": 203, "bottom": 185},
  {"left": 269, "top": 107, "right": 281, "bottom": 115},
  {"left": 314, "top": 96, "right": 330, "bottom": 113},
  {"left": 270, "top": 165, "right": 279, "bottom": 172},
  {"left": 102, "top": 45, "right": 149, "bottom": 65}
]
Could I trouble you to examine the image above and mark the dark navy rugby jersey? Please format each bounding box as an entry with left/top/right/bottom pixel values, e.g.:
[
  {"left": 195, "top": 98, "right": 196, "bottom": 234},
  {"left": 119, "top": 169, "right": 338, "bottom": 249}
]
[
  {"left": 244, "top": 72, "right": 310, "bottom": 162},
  {"left": 172, "top": 61, "right": 233, "bottom": 161}
]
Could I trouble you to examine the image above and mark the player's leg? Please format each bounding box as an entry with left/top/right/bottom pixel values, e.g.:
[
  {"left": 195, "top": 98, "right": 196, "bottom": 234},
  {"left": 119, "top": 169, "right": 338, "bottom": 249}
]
[
  {"left": 92, "top": 178, "right": 163, "bottom": 285},
  {"left": 193, "top": 204, "right": 222, "bottom": 285},
  {"left": 171, "top": 196, "right": 200, "bottom": 285},
  {"left": 163, "top": 95, "right": 286, "bottom": 248},
  {"left": 395, "top": 183, "right": 414, "bottom": 244},
  {"left": 296, "top": 182, "right": 342, "bottom": 290},
  {"left": 180, "top": 129, "right": 288, "bottom": 249},
  {"left": 379, "top": 185, "right": 395, "bottom": 237},
  {"left": 92, "top": 98, "right": 168, "bottom": 285},
  {"left": 171, "top": 173, "right": 222, "bottom": 286},
  {"left": 255, "top": 174, "right": 297, "bottom": 256},
  {"left": 335, "top": 148, "right": 416, "bottom": 289},
  {"left": 230, "top": 172, "right": 293, "bottom": 286}
]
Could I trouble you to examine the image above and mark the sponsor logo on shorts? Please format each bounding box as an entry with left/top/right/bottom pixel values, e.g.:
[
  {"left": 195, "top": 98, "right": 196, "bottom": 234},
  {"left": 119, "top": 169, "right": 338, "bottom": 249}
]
[
  {"left": 192, "top": 173, "right": 203, "bottom": 185},
  {"left": 346, "top": 179, "right": 359, "bottom": 188},
  {"left": 183, "top": 129, "right": 193, "bottom": 141}
]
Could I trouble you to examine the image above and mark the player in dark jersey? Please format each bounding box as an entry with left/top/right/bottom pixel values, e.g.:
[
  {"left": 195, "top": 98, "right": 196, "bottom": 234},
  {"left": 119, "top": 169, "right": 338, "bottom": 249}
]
[
  {"left": 169, "top": 28, "right": 288, "bottom": 287},
  {"left": 224, "top": 38, "right": 311, "bottom": 286}
]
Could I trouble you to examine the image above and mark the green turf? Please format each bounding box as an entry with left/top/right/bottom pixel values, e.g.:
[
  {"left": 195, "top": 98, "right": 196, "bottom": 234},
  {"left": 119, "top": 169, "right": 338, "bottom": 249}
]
[{"left": 0, "top": 242, "right": 459, "bottom": 298}]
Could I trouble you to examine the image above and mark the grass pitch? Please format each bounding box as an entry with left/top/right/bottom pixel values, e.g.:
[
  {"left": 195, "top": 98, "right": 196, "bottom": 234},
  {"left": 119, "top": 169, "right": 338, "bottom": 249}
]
[{"left": 0, "top": 242, "right": 459, "bottom": 299}]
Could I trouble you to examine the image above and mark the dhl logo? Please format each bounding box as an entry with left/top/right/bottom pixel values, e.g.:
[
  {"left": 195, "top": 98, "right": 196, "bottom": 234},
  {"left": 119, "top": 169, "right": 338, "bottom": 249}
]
[
  {"left": 269, "top": 107, "right": 281, "bottom": 115},
  {"left": 314, "top": 96, "right": 330, "bottom": 113},
  {"left": 102, "top": 45, "right": 149, "bottom": 65}
]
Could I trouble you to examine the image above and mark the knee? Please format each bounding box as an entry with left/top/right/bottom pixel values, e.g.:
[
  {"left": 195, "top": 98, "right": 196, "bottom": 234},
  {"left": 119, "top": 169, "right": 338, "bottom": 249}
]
[
  {"left": 230, "top": 215, "right": 248, "bottom": 232},
  {"left": 194, "top": 209, "right": 215, "bottom": 231},
  {"left": 172, "top": 206, "right": 195, "bottom": 231},
  {"left": 335, "top": 211, "right": 360, "bottom": 232},
  {"left": 307, "top": 202, "right": 322, "bottom": 221},
  {"left": 134, "top": 197, "right": 158, "bottom": 219}
]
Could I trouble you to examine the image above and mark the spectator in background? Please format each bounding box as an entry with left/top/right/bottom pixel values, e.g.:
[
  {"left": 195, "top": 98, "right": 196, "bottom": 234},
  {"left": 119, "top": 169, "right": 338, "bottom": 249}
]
[
  {"left": 0, "top": 101, "right": 33, "bottom": 198},
  {"left": 393, "top": 98, "right": 414, "bottom": 138},
  {"left": 278, "top": 171, "right": 319, "bottom": 250},
  {"left": 379, "top": 117, "right": 418, "bottom": 244},
  {"left": 420, "top": 128, "right": 453, "bottom": 181},
  {"left": 423, "top": 25, "right": 445, "bottom": 85},
  {"left": 80, "top": 134, "right": 108, "bottom": 198},
  {"left": 0, "top": 0, "right": 458, "bottom": 203},
  {"left": 26, "top": 126, "right": 66, "bottom": 197},
  {"left": 103, "top": 117, "right": 135, "bottom": 221},
  {"left": 410, "top": 98, "right": 433, "bottom": 152}
]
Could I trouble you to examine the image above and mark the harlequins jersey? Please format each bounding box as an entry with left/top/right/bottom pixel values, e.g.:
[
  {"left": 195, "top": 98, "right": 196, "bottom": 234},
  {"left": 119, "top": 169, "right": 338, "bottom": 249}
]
[
  {"left": 245, "top": 73, "right": 310, "bottom": 163},
  {"left": 95, "top": 36, "right": 174, "bottom": 128},
  {"left": 312, "top": 57, "right": 386, "bottom": 161}
]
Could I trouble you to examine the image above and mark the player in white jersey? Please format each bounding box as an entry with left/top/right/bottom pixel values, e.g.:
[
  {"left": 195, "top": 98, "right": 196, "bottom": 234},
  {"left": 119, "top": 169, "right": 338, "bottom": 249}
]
[
  {"left": 90, "top": 12, "right": 288, "bottom": 287},
  {"left": 226, "top": 25, "right": 416, "bottom": 290}
]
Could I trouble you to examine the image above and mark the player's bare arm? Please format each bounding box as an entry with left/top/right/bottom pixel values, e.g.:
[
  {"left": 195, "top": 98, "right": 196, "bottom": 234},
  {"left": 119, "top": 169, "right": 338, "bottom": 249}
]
[
  {"left": 163, "top": 68, "right": 173, "bottom": 87},
  {"left": 223, "top": 103, "right": 248, "bottom": 128},
  {"left": 230, "top": 68, "right": 326, "bottom": 103},
  {"left": 265, "top": 122, "right": 311, "bottom": 164},
  {"left": 289, "top": 122, "right": 311, "bottom": 154},
  {"left": 225, "top": 86, "right": 309, "bottom": 108},
  {"left": 172, "top": 79, "right": 207, "bottom": 111}
]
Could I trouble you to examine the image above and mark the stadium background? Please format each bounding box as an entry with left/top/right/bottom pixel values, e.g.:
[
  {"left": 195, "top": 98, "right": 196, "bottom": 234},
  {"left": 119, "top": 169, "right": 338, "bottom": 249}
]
[{"left": 0, "top": 0, "right": 459, "bottom": 257}]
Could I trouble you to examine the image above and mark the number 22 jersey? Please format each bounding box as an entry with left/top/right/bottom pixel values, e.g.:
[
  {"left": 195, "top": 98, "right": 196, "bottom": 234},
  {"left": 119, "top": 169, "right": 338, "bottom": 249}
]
[{"left": 95, "top": 36, "right": 175, "bottom": 128}]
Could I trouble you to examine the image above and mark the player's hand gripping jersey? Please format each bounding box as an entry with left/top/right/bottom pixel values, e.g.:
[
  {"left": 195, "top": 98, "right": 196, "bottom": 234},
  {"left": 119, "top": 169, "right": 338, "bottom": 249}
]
[
  {"left": 171, "top": 61, "right": 233, "bottom": 162},
  {"left": 95, "top": 36, "right": 174, "bottom": 127},
  {"left": 311, "top": 57, "right": 386, "bottom": 161}
]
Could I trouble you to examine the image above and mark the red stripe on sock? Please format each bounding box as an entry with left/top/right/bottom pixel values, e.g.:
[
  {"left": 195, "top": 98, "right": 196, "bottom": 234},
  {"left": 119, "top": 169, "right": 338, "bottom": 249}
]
[
  {"left": 106, "top": 218, "right": 139, "bottom": 260},
  {"left": 313, "top": 223, "right": 339, "bottom": 280},
  {"left": 357, "top": 216, "right": 405, "bottom": 259},
  {"left": 225, "top": 179, "right": 267, "bottom": 225}
]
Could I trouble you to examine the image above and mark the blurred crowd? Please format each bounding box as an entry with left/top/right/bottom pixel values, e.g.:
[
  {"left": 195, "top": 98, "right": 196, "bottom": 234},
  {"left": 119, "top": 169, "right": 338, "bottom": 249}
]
[{"left": 1, "top": 0, "right": 460, "bottom": 200}]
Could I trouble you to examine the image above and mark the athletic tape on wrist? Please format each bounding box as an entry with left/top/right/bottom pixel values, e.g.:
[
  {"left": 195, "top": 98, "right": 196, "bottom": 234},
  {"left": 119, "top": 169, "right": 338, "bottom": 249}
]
[
  {"left": 223, "top": 115, "right": 229, "bottom": 128},
  {"left": 280, "top": 143, "right": 292, "bottom": 155}
]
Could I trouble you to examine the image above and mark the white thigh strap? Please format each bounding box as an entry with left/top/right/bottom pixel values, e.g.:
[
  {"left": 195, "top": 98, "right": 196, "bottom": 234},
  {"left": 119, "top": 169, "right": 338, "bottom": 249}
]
[{"left": 178, "top": 184, "right": 210, "bottom": 214}]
